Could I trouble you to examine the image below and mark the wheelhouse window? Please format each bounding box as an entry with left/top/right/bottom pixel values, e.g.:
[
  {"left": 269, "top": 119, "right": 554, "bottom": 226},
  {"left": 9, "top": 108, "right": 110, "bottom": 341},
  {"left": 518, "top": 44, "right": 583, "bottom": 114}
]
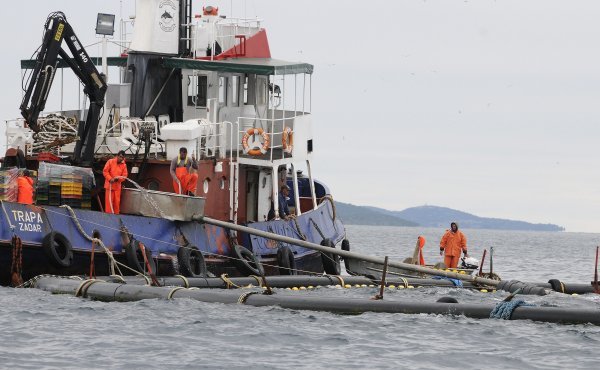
[
  {"left": 256, "top": 77, "right": 267, "bottom": 106},
  {"left": 218, "top": 76, "right": 227, "bottom": 104},
  {"left": 187, "top": 75, "right": 207, "bottom": 107},
  {"left": 231, "top": 75, "right": 239, "bottom": 107}
]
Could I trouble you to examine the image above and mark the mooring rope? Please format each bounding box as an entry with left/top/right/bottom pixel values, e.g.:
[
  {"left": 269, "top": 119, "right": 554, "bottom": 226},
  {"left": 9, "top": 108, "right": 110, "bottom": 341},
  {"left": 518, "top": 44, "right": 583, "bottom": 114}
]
[
  {"left": 291, "top": 217, "right": 307, "bottom": 240},
  {"left": 60, "top": 205, "right": 123, "bottom": 276},
  {"left": 319, "top": 195, "right": 337, "bottom": 221},
  {"left": 248, "top": 275, "right": 265, "bottom": 287},
  {"left": 40, "top": 204, "right": 338, "bottom": 280}
]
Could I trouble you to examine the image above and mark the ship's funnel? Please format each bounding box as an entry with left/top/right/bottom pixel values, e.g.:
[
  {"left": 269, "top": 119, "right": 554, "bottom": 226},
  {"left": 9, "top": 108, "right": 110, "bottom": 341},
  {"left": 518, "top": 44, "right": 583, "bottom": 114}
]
[{"left": 130, "top": 0, "right": 179, "bottom": 55}]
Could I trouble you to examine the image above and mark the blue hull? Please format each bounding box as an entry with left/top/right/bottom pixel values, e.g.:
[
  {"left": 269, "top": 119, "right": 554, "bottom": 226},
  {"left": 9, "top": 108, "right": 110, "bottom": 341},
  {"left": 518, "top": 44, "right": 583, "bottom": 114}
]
[{"left": 0, "top": 200, "right": 345, "bottom": 285}]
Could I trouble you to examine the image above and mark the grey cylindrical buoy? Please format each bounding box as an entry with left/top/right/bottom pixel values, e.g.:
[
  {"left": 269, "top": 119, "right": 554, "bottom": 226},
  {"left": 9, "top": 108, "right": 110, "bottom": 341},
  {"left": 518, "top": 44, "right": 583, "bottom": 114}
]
[{"left": 496, "top": 280, "right": 548, "bottom": 296}]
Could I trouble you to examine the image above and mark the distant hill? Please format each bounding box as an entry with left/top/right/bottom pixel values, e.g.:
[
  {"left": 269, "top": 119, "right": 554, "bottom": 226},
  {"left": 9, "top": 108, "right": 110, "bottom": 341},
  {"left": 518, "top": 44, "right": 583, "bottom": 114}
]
[
  {"left": 370, "top": 205, "right": 565, "bottom": 231},
  {"left": 334, "top": 202, "right": 417, "bottom": 227}
]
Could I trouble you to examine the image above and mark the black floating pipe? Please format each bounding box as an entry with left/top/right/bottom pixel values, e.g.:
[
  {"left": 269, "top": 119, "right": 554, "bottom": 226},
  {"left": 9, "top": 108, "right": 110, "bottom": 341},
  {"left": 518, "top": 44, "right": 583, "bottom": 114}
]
[
  {"left": 103, "top": 275, "right": 378, "bottom": 289},
  {"left": 95, "top": 275, "right": 600, "bottom": 295},
  {"left": 31, "top": 277, "right": 600, "bottom": 326},
  {"left": 527, "top": 280, "right": 600, "bottom": 295},
  {"left": 97, "top": 275, "right": 496, "bottom": 291}
]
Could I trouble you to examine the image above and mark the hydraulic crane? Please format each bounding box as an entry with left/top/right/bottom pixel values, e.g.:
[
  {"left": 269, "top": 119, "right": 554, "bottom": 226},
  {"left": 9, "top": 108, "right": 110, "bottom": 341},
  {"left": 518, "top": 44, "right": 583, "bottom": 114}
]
[{"left": 20, "top": 12, "right": 107, "bottom": 166}]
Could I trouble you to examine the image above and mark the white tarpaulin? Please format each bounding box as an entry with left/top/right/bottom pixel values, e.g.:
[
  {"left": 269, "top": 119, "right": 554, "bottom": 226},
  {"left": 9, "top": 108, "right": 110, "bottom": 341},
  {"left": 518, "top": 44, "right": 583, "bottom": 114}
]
[{"left": 130, "top": 0, "right": 179, "bottom": 54}]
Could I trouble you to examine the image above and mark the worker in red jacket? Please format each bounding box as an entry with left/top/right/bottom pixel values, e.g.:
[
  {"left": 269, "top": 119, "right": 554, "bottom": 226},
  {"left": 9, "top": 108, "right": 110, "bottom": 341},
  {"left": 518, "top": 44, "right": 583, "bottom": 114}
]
[
  {"left": 439, "top": 222, "right": 468, "bottom": 268},
  {"left": 103, "top": 150, "right": 128, "bottom": 214},
  {"left": 17, "top": 170, "right": 34, "bottom": 205}
]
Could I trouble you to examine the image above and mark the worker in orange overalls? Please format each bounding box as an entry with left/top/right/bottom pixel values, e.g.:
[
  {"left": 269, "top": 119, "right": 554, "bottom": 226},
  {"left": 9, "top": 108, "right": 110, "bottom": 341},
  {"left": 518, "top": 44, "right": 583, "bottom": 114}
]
[
  {"left": 17, "top": 169, "right": 34, "bottom": 205},
  {"left": 439, "top": 222, "right": 468, "bottom": 268},
  {"left": 103, "top": 150, "right": 128, "bottom": 214},
  {"left": 170, "top": 147, "right": 198, "bottom": 196}
]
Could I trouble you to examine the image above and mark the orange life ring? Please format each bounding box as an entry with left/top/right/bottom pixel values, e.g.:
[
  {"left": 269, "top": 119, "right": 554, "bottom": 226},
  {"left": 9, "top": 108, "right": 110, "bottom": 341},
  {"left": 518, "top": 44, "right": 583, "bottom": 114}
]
[
  {"left": 241, "top": 127, "right": 270, "bottom": 156},
  {"left": 282, "top": 127, "right": 293, "bottom": 154}
]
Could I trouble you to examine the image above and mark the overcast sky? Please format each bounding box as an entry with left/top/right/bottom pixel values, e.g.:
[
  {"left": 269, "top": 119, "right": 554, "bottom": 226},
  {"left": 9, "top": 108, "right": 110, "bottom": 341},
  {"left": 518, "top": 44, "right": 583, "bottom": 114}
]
[{"left": 2, "top": 1, "right": 599, "bottom": 232}]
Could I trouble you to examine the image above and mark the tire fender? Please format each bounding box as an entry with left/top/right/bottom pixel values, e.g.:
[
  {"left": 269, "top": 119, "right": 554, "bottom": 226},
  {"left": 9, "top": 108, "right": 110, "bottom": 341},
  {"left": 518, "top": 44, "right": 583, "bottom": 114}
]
[{"left": 42, "top": 231, "right": 74, "bottom": 268}]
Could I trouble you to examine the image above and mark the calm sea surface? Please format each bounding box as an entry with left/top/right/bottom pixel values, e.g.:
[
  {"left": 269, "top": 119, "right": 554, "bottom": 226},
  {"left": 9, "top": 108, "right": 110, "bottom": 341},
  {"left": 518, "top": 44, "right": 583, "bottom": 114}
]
[{"left": 1, "top": 225, "right": 599, "bottom": 369}]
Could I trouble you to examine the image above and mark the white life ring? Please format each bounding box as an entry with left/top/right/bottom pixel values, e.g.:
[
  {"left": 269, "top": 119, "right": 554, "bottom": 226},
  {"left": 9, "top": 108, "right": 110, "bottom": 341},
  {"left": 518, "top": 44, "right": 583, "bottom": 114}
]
[
  {"left": 241, "top": 127, "right": 270, "bottom": 155},
  {"left": 282, "top": 126, "right": 293, "bottom": 154}
]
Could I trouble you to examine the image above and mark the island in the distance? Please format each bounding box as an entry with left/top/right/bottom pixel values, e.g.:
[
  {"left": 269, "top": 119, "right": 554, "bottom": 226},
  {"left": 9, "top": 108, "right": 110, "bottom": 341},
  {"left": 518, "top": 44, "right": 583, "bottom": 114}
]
[{"left": 334, "top": 203, "right": 564, "bottom": 231}]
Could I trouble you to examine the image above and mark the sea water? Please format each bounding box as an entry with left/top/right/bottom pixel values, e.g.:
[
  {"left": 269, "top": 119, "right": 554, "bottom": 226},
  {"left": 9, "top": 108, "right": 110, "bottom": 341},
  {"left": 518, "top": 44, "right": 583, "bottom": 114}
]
[{"left": 1, "top": 225, "right": 599, "bottom": 369}]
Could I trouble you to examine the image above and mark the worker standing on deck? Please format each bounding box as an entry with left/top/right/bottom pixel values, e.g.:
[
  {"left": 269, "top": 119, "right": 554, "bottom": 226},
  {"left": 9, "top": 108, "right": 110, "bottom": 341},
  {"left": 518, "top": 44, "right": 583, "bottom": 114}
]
[
  {"left": 439, "top": 222, "right": 468, "bottom": 268},
  {"left": 170, "top": 147, "right": 198, "bottom": 196},
  {"left": 17, "top": 170, "right": 34, "bottom": 205},
  {"left": 268, "top": 184, "right": 292, "bottom": 220},
  {"left": 103, "top": 150, "right": 128, "bottom": 214}
]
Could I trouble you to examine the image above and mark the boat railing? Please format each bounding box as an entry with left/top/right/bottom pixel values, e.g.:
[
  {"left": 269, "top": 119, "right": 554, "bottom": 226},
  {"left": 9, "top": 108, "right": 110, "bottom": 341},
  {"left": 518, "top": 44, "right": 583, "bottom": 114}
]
[
  {"left": 118, "top": 18, "right": 135, "bottom": 55},
  {"left": 235, "top": 115, "right": 296, "bottom": 162},
  {"left": 4, "top": 118, "right": 33, "bottom": 155},
  {"left": 199, "top": 17, "right": 262, "bottom": 60},
  {"left": 197, "top": 120, "right": 236, "bottom": 159},
  {"left": 96, "top": 118, "right": 162, "bottom": 158}
]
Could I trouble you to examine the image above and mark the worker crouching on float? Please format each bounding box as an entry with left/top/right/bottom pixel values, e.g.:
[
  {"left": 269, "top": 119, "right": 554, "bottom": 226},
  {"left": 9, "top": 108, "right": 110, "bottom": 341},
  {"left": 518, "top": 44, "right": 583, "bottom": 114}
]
[
  {"left": 170, "top": 147, "right": 198, "bottom": 196},
  {"left": 103, "top": 150, "right": 128, "bottom": 214}
]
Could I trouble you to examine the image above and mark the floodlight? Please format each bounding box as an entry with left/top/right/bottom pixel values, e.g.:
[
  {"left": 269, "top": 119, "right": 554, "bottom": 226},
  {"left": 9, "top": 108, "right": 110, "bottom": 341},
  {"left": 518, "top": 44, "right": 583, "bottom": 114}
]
[{"left": 96, "top": 13, "right": 115, "bottom": 36}]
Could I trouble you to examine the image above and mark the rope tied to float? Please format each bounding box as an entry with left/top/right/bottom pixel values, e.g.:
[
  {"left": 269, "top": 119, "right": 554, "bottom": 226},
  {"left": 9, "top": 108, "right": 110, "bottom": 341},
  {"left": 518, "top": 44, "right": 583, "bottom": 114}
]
[
  {"left": 398, "top": 277, "right": 409, "bottom": 288},
  {"left": 75, "top": 279, "right": 101, "bottom": 297},
  {"left": 490, "top": 288, "right": 534, "bottom": 320},
  {"left": 18, "top": 274, "right": 82, "bottom": 289},
  {"left": 489, "top": 299, "right": 534, "bottom": 320},
  {"left": 220, "top": 273, "right": 240, "bottom": 289},
  {"left": 174, "top": 274, "right": 190, "bottom": 288},
  {"left": 332, "top": 275, "right": 345, "bottom": 287},
  {"left": 167, "top": 286, "right": 186, "bottom": 300},
  {"left": 432, "top": 275, "right": 464, "bottom": 287},
  {"left": 237, "top": 291, "right": 260, "bottom": 304}
]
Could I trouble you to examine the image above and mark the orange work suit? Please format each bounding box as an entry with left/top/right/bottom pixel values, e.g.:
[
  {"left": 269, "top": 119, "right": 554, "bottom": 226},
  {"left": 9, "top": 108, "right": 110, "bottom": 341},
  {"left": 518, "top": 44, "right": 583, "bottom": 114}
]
[
  {"left": 17, "top": 176, "right": 34, "bottom": 204},
  {"left": 103, "top": 157, "right": 128, "bottom": 214},
  {"left": 171, "top": 157, "right": 198, "bottom": 195},
  {"left": 439, "top": 230, "right": 467, "bottom": 268}
]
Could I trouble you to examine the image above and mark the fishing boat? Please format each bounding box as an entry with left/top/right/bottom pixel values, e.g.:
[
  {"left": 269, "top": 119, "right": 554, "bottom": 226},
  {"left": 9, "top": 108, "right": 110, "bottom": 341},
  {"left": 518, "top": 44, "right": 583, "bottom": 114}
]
[{"left": 0, "top": 1, "right": 346, "bottom": 285}]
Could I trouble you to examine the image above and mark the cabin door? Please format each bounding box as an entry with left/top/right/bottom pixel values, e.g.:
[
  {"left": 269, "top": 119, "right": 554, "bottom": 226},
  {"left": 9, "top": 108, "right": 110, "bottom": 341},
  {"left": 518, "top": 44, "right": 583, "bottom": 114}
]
[{"left": 246, "top": 169, "right": 259, "bottom": 222}]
